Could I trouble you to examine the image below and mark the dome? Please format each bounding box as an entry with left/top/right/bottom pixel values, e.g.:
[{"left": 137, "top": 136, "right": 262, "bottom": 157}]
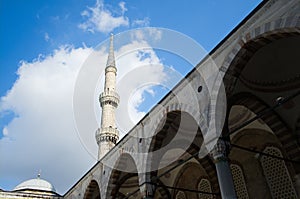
[{"left": 14, "top": 176, "right": 56, "bottom": 193}]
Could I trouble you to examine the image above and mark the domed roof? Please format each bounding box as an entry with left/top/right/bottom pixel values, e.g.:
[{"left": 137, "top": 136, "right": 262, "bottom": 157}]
[{"left": 14, "top": 175, "right": 56, "bottom": 193}]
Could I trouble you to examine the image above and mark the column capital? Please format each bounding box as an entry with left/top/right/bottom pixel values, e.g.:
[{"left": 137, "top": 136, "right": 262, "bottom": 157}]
[{"left": 210, "top": 139, "right": 231, "bottom": 163}]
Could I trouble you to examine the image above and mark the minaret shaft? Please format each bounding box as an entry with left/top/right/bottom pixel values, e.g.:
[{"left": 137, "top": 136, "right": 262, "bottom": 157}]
[{"left": 96, "top": 34, "right": 119, "bottom": 160}]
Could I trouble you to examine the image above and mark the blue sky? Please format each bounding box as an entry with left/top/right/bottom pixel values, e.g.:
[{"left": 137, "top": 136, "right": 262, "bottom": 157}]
[
  {"left": 0, "top": 0, "right": 262, "bottom": 194},
  {"left": 0, "top": 0, "right": 262, "bottom": 96}
]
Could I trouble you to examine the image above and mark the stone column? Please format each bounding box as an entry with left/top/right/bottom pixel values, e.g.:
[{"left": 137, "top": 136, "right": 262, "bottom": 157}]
[
  {"left": 211, "top": 139, "right": 237, "bottom": 199},
  {"left": 140, "top": 181, "right": 156, "bottom": 199}
]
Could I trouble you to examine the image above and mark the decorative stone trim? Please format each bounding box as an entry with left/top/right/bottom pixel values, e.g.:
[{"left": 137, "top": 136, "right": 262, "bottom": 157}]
[{"left": 105, "top": 65, "right": 117, "bottom": 74}]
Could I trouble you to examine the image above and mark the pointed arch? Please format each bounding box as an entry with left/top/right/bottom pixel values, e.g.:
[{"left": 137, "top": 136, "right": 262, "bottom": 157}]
[
  {"left": 147, "top": 110, "right": 203, "bottom": 173},
  {"left": 83, "top": 180, "right": 101, "bottom": 199},
  {"left": 222, "top": 16, "right": 300, "bottom": 95},
  {"left": 105, "top": 153, "right": 140, "bottom": 198}
]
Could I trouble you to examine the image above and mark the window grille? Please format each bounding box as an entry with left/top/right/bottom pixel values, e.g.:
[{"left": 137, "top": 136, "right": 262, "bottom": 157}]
[
  {"left": 230, "top": 164, "right": 249, "bottom": 199},
  {"left": 198, "top": 179, "right": 213, "bottom": 199},
  {"left": 175, "top": 191, "right": 186, "bottom": 199},
  {"left": 260, "top": 146, "right": 297, "bottom": 198}
]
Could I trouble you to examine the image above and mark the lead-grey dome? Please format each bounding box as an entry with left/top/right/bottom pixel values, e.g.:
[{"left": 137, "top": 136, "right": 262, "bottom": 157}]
[{"left": 14, "top": 177, "right": 56, "bottom": 192}]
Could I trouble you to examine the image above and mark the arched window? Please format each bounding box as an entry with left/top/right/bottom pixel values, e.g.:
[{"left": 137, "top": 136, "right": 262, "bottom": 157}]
[
  {"left": 260, "top": 146, "right": 297, "bottom": 198},
  {"left": 230, "top": 164, "right": 249, "bottom": 199},
  {"left": 175, "top": 191, "right": 186, "bottom": 199},
  {"left": 198, "top": 179, "right": 213, "bottom": 199}
]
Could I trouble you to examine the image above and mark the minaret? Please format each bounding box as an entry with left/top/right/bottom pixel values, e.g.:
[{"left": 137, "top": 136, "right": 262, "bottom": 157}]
[{"left": 95, "top": 34, "right": 120, "bottom": 160}]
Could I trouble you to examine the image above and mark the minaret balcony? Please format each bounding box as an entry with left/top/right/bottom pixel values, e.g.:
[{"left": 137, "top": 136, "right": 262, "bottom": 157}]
[
  {"left": 99, "top": 91, "right": 120, "bottom": 107},
  {"left": 95, "top": 127, "right": 119, "bottom": 144},
  {"left": 105, "top": 65, "right": 117, "bottom": 74}
]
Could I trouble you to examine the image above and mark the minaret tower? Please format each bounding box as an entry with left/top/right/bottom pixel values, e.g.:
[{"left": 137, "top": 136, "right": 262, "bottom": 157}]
[{"left": 95, "top": 34, "right": 120, "bottom": 160}]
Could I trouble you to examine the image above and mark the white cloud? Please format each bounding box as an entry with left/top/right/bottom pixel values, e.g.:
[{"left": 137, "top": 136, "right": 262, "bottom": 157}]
[
  {"left": 2, "top": 127, "right": 8, "bottom": 136},
  {"left": 0, "top": 45, "right": 95, "bottom": 194},
  {"left": 114, "top": 42, "right": 165, "bottom": 133},
  {"left": 127, "top": 86, "right": 155, "bottom": 124},
  {"left": 118, "top": 1, "right": 127, "bottom": 14},
  {"left": 0, "top": 38, "right": 167, "bottom": 194},
  {"left": 79, "top": 0, "right": 129, "bottom": 33},
  {"left": 44, "top": 32, "right": 50, "bottom": 42},
  {"left": 130, "top": 28, "right": 162, "bottom": 42},
  {"left": 148, "top": 28, "right": 162, "bottom": 41},
  {"left": 132, "top": 17, "right": 150, "bottom": 27}
]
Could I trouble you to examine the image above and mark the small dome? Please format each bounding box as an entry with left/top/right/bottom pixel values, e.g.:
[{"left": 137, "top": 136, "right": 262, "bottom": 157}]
[{"left": 14, "top": 177, "right": 56, "bottom": 192}]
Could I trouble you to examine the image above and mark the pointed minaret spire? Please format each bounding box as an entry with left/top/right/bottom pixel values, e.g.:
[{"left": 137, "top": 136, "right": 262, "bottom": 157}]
[
  {"left": 95, "top": 33, "right": 120, "bottom": 160},
  {"left": 106, "top": 33, "right": 116, "bottom": 68}
]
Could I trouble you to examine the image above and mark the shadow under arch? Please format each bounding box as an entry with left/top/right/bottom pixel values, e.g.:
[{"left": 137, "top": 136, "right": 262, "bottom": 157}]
[
  {"left": 144, "top": 110, "right": 219, "bottom": 197},
  {"left": 147, "top": 110, "right": 203, "bottom": 171},
  {"left": 83, "top": 180, "right": 101, "bottom": 199},
  {"left": 229, "top": 127, "right": 296, "bottom": 199},
  {"left": 209, "top": 19, "right": 300, "bottom": 158},
  {"left": 105, "top": 152, "right": 140, "bottom": 199},
  {"left": 295, "top": 116, "right": 300, "bottom": 145},
  {"left": 172, "top": 161, "right": 218, "bottom": 199},
  {"left": 227, "top": 92, "right": 300, "bottom": 172},
  {"left": 150, "top": 178, "right": 171, "bottom": 199},
  {"left": 221, "top": 27, "right": 300, "bottom": 170},
  {"left": 223, "top": 27, "right": 300, "bottom": 96}
]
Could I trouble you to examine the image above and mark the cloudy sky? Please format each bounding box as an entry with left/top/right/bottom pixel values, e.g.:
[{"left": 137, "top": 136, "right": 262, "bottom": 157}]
[{"left": 0, "top": 0, "right": 261, "bottom": 194}]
